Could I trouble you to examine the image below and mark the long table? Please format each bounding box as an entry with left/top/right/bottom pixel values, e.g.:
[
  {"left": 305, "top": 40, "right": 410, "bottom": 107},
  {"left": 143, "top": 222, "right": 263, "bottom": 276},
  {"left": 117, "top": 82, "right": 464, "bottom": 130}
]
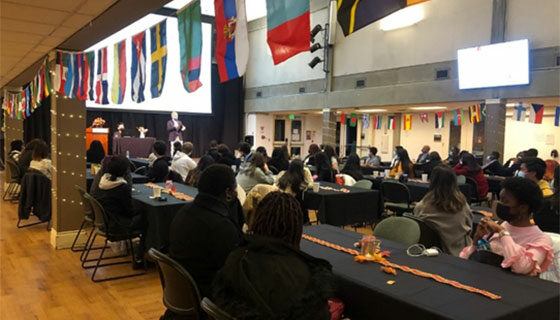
[
  {"left": 304, "top": 182, "right": 380, "bottom": 225},
  {"left": 301, "top": 225, "right": 559, "bottom": 320},
  {"left": 113, "top": 137, "right": 155, "bottom": 158},
  {"left": 365, "top": 176, "right": 472, "bottom": 203},
  {"left": 85, "top": 171, "right": 149, "bottom": 192}
]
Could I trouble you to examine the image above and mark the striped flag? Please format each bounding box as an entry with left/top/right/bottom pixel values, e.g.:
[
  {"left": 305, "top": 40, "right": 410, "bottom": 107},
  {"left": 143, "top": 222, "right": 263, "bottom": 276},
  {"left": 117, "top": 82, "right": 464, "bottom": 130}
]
[
  {"left": 178, "top": 1, "right": 203, "bottom": 92},
  {"left": 403, "top": 114, "right": 412, "bottom": 131},
  {"left": 266, "top": 0, "right": 310, "bottom": 65},
  {"left": 150, "top": 20, "right": 167, "bottom": 98},
  {"left": 340, "top": 112, "right": 346, "bottom": 125},
  {"left": 53, "top": 51, "right": 64, "bottom": 94},
  {"left": 84, "top": 51, "right": 95, "bottom": 100},
  {"left": 73, "top": 53, "right": 84, "bottom": 100},
  {"left": 469, "top": 105, "right": 481, "bottom": 123},
  {"left": 435, "top": 111, "right": 445, "bottom": 129},
  {"left": 555, "top": 106, "right": 559, "bottom": 127},
  {"left": 214, "top": 0, "right": 249, "bottom": 82},
  {"left": 43, "top": 59, "right": 51, "bottom": 97},
  {"left": 64, "top": 53, "right": 75, "bottom": 98},
  {"left": 131, "top": 31, "right": 146, "bottom": 103},
  {"left": 95, "top": 47, "right": 109, "bottom": 104},
  {"left": 111, "top": 40, "right": 126, "bottom": 104},
  {"left": 362, "top": 114, "right": 370, "bottom": 129},
  {"left": 374, "top": 115, "right": 382, "bottom": 130},
  {"left": 480, "top": 103, "right": 487, "bottom": 121},
  {"left": 453, "top": 108, "right": 463, "bottom": 126},
  {"left": 387, "top": 115, "right": 396, "bottom": 130},
  {"left": 419, "top": 113, "right": 428, "bottom": 123},
  {"left": 513, "top": 102, "right": 527, "bottom": 121},
  {"left": 529, "top": 104, "right": 544, "bottom": 124}
]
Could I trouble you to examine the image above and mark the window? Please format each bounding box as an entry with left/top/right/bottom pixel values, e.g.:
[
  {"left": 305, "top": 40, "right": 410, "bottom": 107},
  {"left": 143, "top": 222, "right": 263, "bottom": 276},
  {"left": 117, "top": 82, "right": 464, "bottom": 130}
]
[{"left": 274, "top": 119, "right": 285, "bottom": 142}]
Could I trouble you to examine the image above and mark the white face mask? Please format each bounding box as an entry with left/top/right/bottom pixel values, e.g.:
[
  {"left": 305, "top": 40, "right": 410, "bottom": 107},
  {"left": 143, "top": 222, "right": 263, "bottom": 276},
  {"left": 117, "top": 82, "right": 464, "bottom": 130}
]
[
  {"left": 486, "top": 156, "right": 492, "bottom": 161},
  {"left": 517, "top": 170, "right": 526, "bottom": 178}
]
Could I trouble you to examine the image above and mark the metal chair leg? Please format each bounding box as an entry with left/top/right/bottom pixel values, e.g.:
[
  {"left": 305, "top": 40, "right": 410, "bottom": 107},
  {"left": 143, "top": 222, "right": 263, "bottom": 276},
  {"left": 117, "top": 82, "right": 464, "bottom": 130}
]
[
  {"left": 71, "top": 220, "right": 87, "bottom": 252},
  {"left": 90, "top": 238, "right": 147, "bottom": 283},
  {"left": 3, "top": 182, "right": 13, "bottom": 200}
]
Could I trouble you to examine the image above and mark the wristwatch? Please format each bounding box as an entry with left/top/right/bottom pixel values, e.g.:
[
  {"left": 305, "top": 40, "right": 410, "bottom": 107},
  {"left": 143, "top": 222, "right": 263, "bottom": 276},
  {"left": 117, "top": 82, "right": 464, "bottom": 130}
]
[{"left": 499, "top": 230, "right": 511, "bottom": 238}]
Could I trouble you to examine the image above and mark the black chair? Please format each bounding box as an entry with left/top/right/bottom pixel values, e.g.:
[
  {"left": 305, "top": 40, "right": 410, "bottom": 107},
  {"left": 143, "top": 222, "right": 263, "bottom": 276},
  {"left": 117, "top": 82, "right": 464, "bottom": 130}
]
[
  {"left": 167, "top": 170, "right": 184, "bottom": 184},
  {"left": 148, "top": 248, "right": 203, "bottom": 319},
  {"left": 201, "top": 297, "right": 235, "bottom": 320},
  {"left": 17, "top": 170, "right": 51, "bottom": 229},
  {"left": 465, "top": 177, "right": 488, "bottom": 206},
  {"left": 3, "top": 158, "right": 21, "bottom": 202},
  {"left": 380, "top": 181, "right": 415, "bottom": 215},
  {"left": 403, "top": 214, "right": 442, "bottom": 249},
  {"left": 72, "top": 185, "right": 106, "bottom": 261},
  {"left": 134, "top": 166, "right": 147, "bottom": 175},
  {"left": 81, "top": 193, "right": 146, "bottom": 282},
  {"left": 268, "top": 165, "right": 279, "bottom": 175}
]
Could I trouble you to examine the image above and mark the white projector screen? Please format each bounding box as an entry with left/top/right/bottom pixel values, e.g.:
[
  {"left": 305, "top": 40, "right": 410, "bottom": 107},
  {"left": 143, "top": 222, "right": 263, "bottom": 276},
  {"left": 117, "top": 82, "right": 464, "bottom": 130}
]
[
  {"left": 85, "top": 14, "right": 212, "bottom": 114},
  {"left": 457, "top": 39, "right": 529, "bottom": 90}
]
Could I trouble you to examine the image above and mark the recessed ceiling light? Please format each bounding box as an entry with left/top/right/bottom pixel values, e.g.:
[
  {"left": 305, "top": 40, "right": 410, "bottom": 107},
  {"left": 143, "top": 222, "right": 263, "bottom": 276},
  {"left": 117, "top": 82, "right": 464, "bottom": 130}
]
[{"left": 410, "top": 106, "right": 447, "bottom": 110}]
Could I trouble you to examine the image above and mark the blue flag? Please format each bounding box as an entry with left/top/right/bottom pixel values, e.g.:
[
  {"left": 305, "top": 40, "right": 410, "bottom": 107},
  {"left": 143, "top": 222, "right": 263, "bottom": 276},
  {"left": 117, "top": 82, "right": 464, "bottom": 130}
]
[
  {"left": 555, "top": 106, "right": 560, "bottom": 127},
  {"left": 150, "top": 20, "right": 167, "bottom": 98},
  {"left": 64, "top": 53, "right": 75, "bottom": 98}
]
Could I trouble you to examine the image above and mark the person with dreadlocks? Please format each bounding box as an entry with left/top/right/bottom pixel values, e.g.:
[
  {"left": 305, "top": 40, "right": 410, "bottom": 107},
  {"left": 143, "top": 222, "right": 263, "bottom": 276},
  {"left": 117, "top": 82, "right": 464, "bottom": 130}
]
[{"left": 212, "top": 192, "right": 334, "bottom": 319}]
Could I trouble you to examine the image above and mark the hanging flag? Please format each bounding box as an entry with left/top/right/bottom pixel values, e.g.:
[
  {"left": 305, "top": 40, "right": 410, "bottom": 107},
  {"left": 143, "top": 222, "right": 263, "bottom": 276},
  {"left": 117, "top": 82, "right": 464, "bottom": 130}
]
[
  {"left": 53, "top": 52, "right": 64, "bottom": 94},
  {"left": 73, "top": 53, "right": 84, "bottom": 100},
  {"left": 64, "top": 53, "right": 76, "bottom": 98},
  {"left": 95, "top": 47, "right": 109, "bottom": 105},
  {"left": 403, "top": 114, "right": 412, "bottom": 131},
  {"left": 178, "top": 1, "right": 203, "bottom": 92},
  {"left": 387, "top": 115, "right": 396, "bottom": 130},
  {"left": 374, "top": 115, "right": 382, "bottom": 130},
  {"left": 469, "top": 105, "right": 481, "bottom": 123},
  {"left": 453, "top": 109, "right": 463, "bottom": 126},
  {"left": 435, "top": 111, "right": 445, "bottom": 129},
  {"left": 150, "top": 20, "right": 167, "bottom": 98},
  {"left": 529, "top": 104, "right": 544, "bottom": 124},
  {"left": 555, "top": 106, "right": 560, "bottom": 127},
  {"left": 340, "top": 112, "right": 346, "bottom": 125},
  {"left": 480, "top": 103, "right": 487, "bottom": 122},
  {"left": 84, "top": 51, "right": 95, "bottom": 100},
  {"left": 111, "top": 40, "right": 126, "bottom": 104},
  {"left": 419, "top": 113, "right": 428, "bottom": 123},
  {"left": 338, "top": 0, "right": 429, "bottom": 36},
  {"left": 214, "top": 0, "right": 249, "bottom": 82},
  {"left": 266, "top": 0, "right": 310, "bottom": 65},
  {"left": 513, "top": 102, "right": 527, "bottom": 122},
  {"left": 43, "top": 59, "right": 51, "bottom": 97},
  {"left": 362, "top": 114, "right": 370, "bottom": 129},
  {"left": 131, "top": 31, "right": 146, "bottom": 103},
  {"left": 349, "top": 113, "right": 358, "bottom": 127}
]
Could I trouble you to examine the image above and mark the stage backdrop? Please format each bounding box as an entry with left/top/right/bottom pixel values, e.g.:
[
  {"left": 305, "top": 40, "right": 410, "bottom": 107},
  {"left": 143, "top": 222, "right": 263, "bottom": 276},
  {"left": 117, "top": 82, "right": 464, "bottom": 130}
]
[{"left": 86, "top": 64, "right": 243, "bottom": 157}]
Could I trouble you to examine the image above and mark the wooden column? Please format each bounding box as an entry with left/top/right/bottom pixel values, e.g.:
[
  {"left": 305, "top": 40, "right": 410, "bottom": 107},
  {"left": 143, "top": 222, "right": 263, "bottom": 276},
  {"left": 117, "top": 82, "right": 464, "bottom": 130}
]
[
  {"left": 483, "top": 99, "right": 506, "bottom": 160},
  {"left": 322, "top": 109, "right": 337, "bottom": 146},
  {"left": 50, "top": 94, "right": 86, "bottom": 249}
]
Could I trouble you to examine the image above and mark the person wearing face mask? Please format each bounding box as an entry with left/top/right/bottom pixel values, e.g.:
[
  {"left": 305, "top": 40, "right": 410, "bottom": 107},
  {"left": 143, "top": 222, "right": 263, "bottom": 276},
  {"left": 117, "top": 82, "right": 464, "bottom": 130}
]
[
  {"left": 445, "top": 146, "right": 461, "bottom": 167},
  {"left": 390, "top": 146, "right": 404, "bottom": 168},
  {"left": 518, "top": 157, "right": 553, "bottom": 197},
  {"left": 502, "top": 151, "right": 525, "bottom": 177},
  {"left": 168, "top": 164, "right": 243, "bottom": 299},
  {"left": 482, "top": 151, "right": 505, "bottom": 176},
  {"left": 459, "top": 178, "right": 553, "bottom": 276}
]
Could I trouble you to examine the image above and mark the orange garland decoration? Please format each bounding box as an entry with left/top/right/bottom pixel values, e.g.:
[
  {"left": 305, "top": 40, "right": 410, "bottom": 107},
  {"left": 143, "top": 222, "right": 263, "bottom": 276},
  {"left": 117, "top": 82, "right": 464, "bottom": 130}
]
[{"left": 302, "top": 234, "right": 501, "bottom": 300}]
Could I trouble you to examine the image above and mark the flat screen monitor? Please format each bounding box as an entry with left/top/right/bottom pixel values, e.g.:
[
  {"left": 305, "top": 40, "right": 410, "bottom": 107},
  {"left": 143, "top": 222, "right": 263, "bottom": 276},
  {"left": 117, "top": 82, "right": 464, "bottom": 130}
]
[{"left": 457, "top": 39, "right": 529, "bottom": 90}]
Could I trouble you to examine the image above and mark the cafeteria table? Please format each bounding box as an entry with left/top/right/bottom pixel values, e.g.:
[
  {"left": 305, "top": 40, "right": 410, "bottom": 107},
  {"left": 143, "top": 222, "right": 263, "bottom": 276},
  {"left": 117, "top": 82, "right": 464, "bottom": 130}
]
[
  {"left": 113, "top": 137, "right": 155, "bottom": 158},
  {"left": 361, "top": 165, "right": 391, "bottom": 175},
  {"left": 365, "top": 176, "right": 472, "bottom": 203},
  {"left": 129, "top": 157, "right": 150, "bottom": 169},
  {"left": 301, "top": 225, "right": 559, "bottom": 320},
  {"left": 304, "top": 182, "right": 380, "bottom": 225},
  {"left": 86, "top": 171, "right": 148, "bottom": 192},
  {"left": 131, "top": 182, "right": 198, "bottom": 252}
]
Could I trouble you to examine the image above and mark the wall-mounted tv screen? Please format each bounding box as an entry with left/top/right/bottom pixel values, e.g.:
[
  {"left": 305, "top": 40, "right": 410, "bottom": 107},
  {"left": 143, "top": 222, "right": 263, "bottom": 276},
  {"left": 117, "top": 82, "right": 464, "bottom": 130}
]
[{"left": 457, "top": 39, "right": 529, "bottom": 90}]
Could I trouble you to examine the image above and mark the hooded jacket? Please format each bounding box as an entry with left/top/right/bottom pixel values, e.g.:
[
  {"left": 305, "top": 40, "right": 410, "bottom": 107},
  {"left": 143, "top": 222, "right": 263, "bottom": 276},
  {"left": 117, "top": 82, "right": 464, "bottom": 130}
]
[{"left": 92, "top": 173, "right": 137, "bottom": 232}]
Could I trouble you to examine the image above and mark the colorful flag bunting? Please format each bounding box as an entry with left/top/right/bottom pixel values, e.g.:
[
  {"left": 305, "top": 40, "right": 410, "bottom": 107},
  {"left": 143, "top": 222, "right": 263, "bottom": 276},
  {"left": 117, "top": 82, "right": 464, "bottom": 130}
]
[
  {"left": 529, "top": 104, "right": 544, "bottom": 124},
  {"left": 513, "top": 102, "right": 527, "bottom": 122},
  {"left": 64, "top": 53, "right": 75, "bottom": 98},
  {"left": 340, "top": 112, "right": 346, "bottom": 125},
  {"left": 178, "top": 1, "right": 203, "bottom": 92},
  {"left": 95, "top": 47, "right": 109, "bottom": 105},
  {"left": 374, "top": 115, "right": 382, "bottom": 130},
  {"left": 480, "top": 103, "right": 487, "bottom": 122},
  {"left": 266, "top": 0, "right": 310, "bottom": 65},
  {"left": 214, "top": 0, "right": 249, "bottom": 83},
  {"left": 131, "top": 31, "right": 146, "bottom": 103},
  {"left": 43, "top": 59, "right": 51, "bottom": 97},
  {"left": 403, "top": 114, "right": 412, "bottom": 131},
  {"left": 349, "top": 113, "right": 358, "bottom": 127},
  {"left": 555, "top": 106, "right": 559, "bottom": 127},
  {"left": 53, "top": 52, "right": 64, "bottom": 94},
  {"left": 362, "top": 114, "right": 370, "bottom": 129},
  {"left": 469, "top": 105, "right": 481, "bottom": 123},
  {"left": 387, "top": 115, "right": 396, "bottom": 130},
  {"left": 419, "top": 113, "right": 428, "bottom": 123},
  {"left": 453, "top": 108, "right": 463, "bottom": 126},
  {"left": 435, "top": 111, "right": 445, "bottom": 129},
  {"left": 150, "top": 20, "right": 167, "bottom": 98},
  {"left": 73, "top": 53, "right": 84, "bottom": 100},
  {"left": 111, "top": 40, "right": 127, "bottom": 104}
]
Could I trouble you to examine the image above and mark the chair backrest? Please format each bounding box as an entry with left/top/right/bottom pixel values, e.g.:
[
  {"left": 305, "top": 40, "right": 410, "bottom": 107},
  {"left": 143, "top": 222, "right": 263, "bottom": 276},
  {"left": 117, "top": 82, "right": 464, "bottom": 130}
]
[
  {"left": 201, "top": 297, "right": 235, "bottom": 320},
  {"left": 380, "top": 181, "right": 412, "bottom": 204},
  {"left": 74, "top": 185, "right": 93, "bottom": 219},
  {"left": 6, "top": 158, "right": 20, "bottom": 181},
  {"left": 83, "top": 193, "right": 108, "bottom": 230},
  {"left": 456, "top": 175, "right": 466, "bottom": 185},
  {"left": 268, "top": 165, "right": 279, "bottom": 175},
  {"left": 353, "top": 179, "right": 373, "bottom": 190},
  {"left": 403, "top": 214, "right": 442, "bottom": 249},
  {"left": 373, "top": 216, "right": 421, "bottom": 247},
  {"left": 134, "top": 166, "right": 147, "bottom": 175},
  {"left": 539, "top": 232, "right": 560, "bottom": 283},
  {"left": 465, "top": 177, "right": 479, "bottom": 199},
  {"left": 148, "top": 249, "right": 203, "bottom": 318},
  {"left": 167, "top": 170, "right": 184, "bottom": 183}
]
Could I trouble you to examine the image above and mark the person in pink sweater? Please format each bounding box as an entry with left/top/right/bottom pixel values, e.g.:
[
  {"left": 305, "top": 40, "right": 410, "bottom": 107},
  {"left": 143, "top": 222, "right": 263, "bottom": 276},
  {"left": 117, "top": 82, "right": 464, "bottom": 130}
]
[{"left": 460, "top": 177, "right": 553, "bottom": 276}]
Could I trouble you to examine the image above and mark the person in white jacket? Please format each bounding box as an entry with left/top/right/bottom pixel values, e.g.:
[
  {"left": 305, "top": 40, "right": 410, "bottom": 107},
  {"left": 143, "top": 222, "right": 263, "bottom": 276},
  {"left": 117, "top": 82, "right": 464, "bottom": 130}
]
[
  {"left": 171, "top": 142, "right": 197, "bottom": 181},
  {"left": 28, "top": 140, "right": 52, "bottom": 179}
]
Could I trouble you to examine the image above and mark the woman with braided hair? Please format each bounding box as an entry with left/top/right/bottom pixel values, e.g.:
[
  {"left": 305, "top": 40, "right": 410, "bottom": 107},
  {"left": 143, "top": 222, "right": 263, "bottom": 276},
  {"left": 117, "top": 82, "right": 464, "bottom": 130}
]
[{"left": 212, "top": 192, "right": 334, "bottom": 319}]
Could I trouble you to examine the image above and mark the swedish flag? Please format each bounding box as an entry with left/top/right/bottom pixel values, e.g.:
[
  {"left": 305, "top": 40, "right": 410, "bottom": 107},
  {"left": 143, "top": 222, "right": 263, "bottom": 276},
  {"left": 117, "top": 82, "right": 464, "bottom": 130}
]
[
  {"left": 337, "top": 0, "right": 428, "bottom": 36},
  {"left": 150, "top": 20, "right": 167, "bottom": 98}
]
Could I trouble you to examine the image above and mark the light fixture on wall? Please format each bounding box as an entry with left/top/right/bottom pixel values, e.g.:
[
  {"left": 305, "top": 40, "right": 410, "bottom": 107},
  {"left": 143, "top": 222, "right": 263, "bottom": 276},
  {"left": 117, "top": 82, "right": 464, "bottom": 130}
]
[
  {"left": 307, "top": 22, "right": 331, "bottom": 73},
  {"left": 310, "top": 24, "right": 323, "bottom": 43},
  {"left": 308, "top": 57, "right": 323, "bottom": 69},
  {"left": 310, "top": 43, "right": 323, "bottom": 53},
  {"left": 380, "top": 5, "right": 424, "bottom": 31},
  {"left": 410, "top": 106, "right": 447, "bottom": 110}
]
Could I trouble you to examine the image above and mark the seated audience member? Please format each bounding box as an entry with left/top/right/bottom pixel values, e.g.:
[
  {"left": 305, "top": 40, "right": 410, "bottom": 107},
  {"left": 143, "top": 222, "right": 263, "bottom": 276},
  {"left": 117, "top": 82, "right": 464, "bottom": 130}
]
[
  {"left": 502, "top": 151, "right": 525, "bottom": 177},
  {"left": 212, "top": 192, "right": 333, "bottom": 320},
  {"left": 86, "top": 140, "right": 106, "bottom": 164},
  {"left": 340, "top": 153, "right": 363, "bottom": 182},
  {"left": 417, "top": 145, "right": 430, "bottom": 164},
  {"left": 550, "top": 149, "right": 559, "bottom": 162},
  {"left": 525, "top": 148, "right": 538, "bottom": 158},
  {"left": 236, "top": 152, "right": 274, "bottom": 193},
  {"left": 303, "top": 143, "right": 320, "bottom": 166},
  {"left": 445, "top": 146, "right": 461, "bottom": 167},
  {"left": 323, "top": 144, "right": 339, "bottom": 171},
  {"left": 205, "top": 140, "right": 220, "bottom": 161},
  {"left": 275, "top": 159, "right": 313, "bottom": 223},
  {"left": 534, "top": 167, "right": 559, "bottom": 233},
  {"left": 147, "top": 140, "right": 170, "bottom": 183},
  {"left": 92, "top": 155, "right": 145, "bottom": 266},
  {"left": 413, "top": 166, "right": 473, "bottom": 256},
  {"left": 238, "top": 141, "right": 252, "bottom": 167},
  {"left": 28, "top": 140, "right": 52, "bottom": 179},
  {"left": 390, "top": 146, "right": 404, "bottom": 168},
  {"left": 172, "top": 141, "right": 182, "bottom": 157},
  {"left": 268, "top": 147, "right": 289, "bottom": 172},
  {"left": 390, "top": 148, "right": 415, "bottom": 177},
  {"left": 314, "top": 152, "right": 334, "bottom": 183},
  {"left": 544, "top": 150, "right": 558, "bottom": 182},
  {"left": 519, "top": 157, "right": 553, "bottom": 197},
  {"left": 365, "top": 147, "right": 381, "bottom": 167},
  {"left": 216, "top": 144, "right": 238, "bottom": 167},
  {"left": 483, "top": 151, "right": 505, "bottom": 176},
  {"left": 281, "top": 144, "right": 292, "bottom": 161},
  {"left": 185, "top": 155, "right": 215, "bottom": 187},
  {"left": 256, "top": 146, "right": 268, "bottom": 160},
  {"left": 90, "top": 156, "right": 132, "bottom": 195},
  {"left": 17, "top": 139, "right": 42, "bottom": 177},
  {"left": 8, "top": 140, "right": 23, "bottom": 162},
  {"left": 460, "top": 178, "right": 553, "bottom": 276},
  {"left": 421, "top": 151, "right": 443, "bottom": 179},
  {"left": 169, "top": 164, "right": 242, "bottom": 297},
  {"left": 171, "top": 141, "right": 197, "bottom": 181},
  {"left": 453, "top": 153, "right": 488, "bottom": 198}
]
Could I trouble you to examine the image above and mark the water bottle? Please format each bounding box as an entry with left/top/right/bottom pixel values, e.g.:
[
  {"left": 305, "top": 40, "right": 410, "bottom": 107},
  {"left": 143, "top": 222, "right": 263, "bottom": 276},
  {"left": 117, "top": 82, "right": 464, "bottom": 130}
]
[{"left": 126, "top": 150, "right": 130, "bottom": 159}]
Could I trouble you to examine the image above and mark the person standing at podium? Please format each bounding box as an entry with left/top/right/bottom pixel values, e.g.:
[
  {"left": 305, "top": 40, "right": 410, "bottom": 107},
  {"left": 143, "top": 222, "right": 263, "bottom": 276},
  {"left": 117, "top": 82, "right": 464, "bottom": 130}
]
[{"left": 167, "top": 111, "right": 185, "bottom": 155}]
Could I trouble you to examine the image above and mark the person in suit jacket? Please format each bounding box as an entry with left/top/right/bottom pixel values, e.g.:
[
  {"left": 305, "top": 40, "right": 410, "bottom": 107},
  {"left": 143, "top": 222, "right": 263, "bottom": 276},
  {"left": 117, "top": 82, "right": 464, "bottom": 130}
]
[{"left": 167, "top": 111, "right": 186, "bottom": 155}]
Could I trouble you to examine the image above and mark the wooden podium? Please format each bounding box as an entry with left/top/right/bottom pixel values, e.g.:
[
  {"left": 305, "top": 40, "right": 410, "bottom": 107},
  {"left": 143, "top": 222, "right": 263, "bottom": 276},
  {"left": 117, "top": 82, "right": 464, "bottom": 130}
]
[{"left": 86, "top": 127, "right": 109, "bottom": 154}]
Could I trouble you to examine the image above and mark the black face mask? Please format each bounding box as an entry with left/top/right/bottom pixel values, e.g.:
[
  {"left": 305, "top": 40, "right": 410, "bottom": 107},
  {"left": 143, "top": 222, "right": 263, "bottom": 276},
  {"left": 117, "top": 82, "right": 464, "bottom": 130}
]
[{"left": 496, "top": 202, "right": 516, "bottom": 222}]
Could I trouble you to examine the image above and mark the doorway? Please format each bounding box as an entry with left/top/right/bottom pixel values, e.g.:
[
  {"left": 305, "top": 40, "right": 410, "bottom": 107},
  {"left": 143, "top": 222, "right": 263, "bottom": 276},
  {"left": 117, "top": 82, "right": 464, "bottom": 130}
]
[
  {"left": 449, "top": 120, "right": 461, "bottom": 153},
  {"left": 346, "top": 121, "right": 357, "bottom": 156}
]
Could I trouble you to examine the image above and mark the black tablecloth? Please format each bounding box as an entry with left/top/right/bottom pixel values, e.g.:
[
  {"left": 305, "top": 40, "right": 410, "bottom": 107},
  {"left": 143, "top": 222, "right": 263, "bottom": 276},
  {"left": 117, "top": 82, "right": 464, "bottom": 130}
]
[
  {"left": 113, "top": 137, "right": 155, "bottom": 158},
  {"left": 304, "top": 182, "right": 380, "bottom": 225},
  {"left": 361, "top": 166, "right": 391, "bottom": 175},
  {"left": 301, "top": 225, "right": 559, "bottom": 320},
  {"left": 131, "top": 182, "right": 198, "bottom": 252},
  {"left": 366, "top": 176, "right": 472, "bottom": 203},
  {"left": 85, "top": 172, "right": 149, "bottom": 192},
  {"left": 129, "top": 157, "right": 150, "bottom": 169}
]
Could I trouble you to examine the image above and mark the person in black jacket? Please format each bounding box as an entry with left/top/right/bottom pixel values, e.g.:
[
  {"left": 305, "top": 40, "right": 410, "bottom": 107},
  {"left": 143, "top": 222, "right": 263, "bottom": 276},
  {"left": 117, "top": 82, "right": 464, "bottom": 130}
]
[
  {"left": 421, "top": 151, "right": 443, "bottom": 179},
  {"left": 340, "top": 153, "right": 363, "bottom": 181},
  {"left": 17, "top": 139, "right": 42, "bottom": 178},
  {"left": 268, "top": 147, "right": 289, "bottom": 173},
  {"left": 216, "top": 144, "right": 238, "bottom": 167},
  {"left": 86, "top": 140, "right": 105, "bottom": 164},
  {"left": 147, "top": 140, "right": 170, "bottom": 183},
  {"left": 212, "top": 192, "right": 333, "bottom": 320},
  {"left": 205, "top": 140, "right": 220, "bottom": 161},
  {"left": 315, "top": 152, "right": 334, "bottom": 183}
]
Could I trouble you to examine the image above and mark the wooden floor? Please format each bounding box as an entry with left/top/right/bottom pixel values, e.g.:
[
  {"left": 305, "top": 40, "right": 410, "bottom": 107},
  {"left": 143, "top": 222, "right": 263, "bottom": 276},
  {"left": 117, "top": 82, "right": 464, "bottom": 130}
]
[{"left": 0, "top": 172, "right": 165, "bottom": 320}]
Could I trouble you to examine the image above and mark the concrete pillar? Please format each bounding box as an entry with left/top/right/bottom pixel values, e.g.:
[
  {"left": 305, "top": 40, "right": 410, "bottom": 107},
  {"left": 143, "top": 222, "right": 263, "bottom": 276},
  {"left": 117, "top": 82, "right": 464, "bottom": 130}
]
[
  {"left": 491, "top": 0, "right": 507, "bottom": 43},
  {"left": 50, "top": 95, "right": 86, "bottom": 249},
  {"left": 392, "top": 113, "right": 402, "bottom": 148},
  {"left": 322, "top": 108, "right": 336, "bottom": 146},
  {"left": 483, "top": 99, "right": 506, "bottom": 160}
]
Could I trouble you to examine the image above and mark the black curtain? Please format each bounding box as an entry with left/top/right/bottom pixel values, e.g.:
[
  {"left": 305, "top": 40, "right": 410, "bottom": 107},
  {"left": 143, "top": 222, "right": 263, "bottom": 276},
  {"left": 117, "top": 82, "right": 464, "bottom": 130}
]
[
  {"left": 87, "top": 64, "right": 243, "bottom": 157},
  {"left": 23, "top": 96, "right": 51, "bottom": 145}
]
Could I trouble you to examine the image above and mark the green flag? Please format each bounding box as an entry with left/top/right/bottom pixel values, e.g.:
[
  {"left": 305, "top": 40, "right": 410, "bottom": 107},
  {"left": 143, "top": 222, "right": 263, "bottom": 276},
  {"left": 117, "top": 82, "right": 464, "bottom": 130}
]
[{"left": 177, "top": 0, "right": 202, "bottom": 93}]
